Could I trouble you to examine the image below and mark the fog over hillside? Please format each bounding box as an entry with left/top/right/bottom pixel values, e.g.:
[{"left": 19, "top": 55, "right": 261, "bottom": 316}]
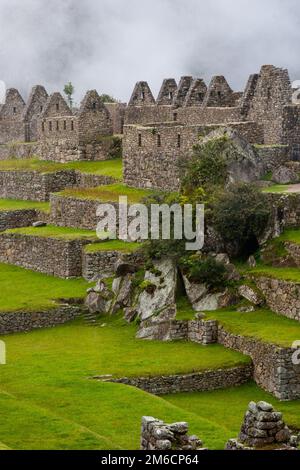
[{"left": 0, "top": 0, "right": 299, "bottom": 103}]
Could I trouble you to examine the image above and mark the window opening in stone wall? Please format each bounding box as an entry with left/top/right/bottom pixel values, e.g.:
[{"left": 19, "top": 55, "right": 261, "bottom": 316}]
[
  {"left": 49, "top": 121, "right": 52, "bottom": 131},
  {"left": 138, "top": 133, "right": 142, "bottom": 147},
  {"left": 173, "top": 112, "right": 178, "bottom": 121},
  {"left": 13, "top": 107, "right": 16, "bottom": 114},
  {"left": 56, "top": 121, "right": 59, "bottom": 131},
  {"left": 157, "top": 134, "right": 161, "bottom": 147},
  {"left": 92, "top": 102, "right": 97, "bottom": 110},
  {"left": 64, "top": 121, "right": 67, "bottom": 130},
  {"left": 169, "top": 92, "right": 173, "bottom": 100},
  {"left": 177, "top": 134, "right": 181, "bottom": 148},
  {"left": 56, "top": 103, "right": 59, "bottom": 112},
  {"left": 42, "top": 122, "right": 45, "bottom": 132},
  {"left": 71, "top": 121, "right": 74, "bottom": 131},
  {"left": 141, "top": 91, "right": 145, "bottom": 101}
]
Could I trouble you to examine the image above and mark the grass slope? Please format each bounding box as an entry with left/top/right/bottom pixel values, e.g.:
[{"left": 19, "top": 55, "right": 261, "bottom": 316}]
[
  {"left": 84, "top": 240, "right": 141, "bottom": 253},
  {"left": 4, "top": 225, "right": 98, "bottom": 241},
  {"left": 205, "top": 308, "right": 300, "bottom": 347},
  {"left": 251, "top": 265, "right": 300, "bottom": 283},
  {"left": 0, "top": 263, "right": 90, "bottom": 312},
  {"left": 0, "top": 317, "right": 250, "bottom": 450},
  {"left": 58, "top": 183, "right": 154, "bottom": 203},
  {"left": 0, "top": 158, "right": 122, "bottom": 179},
  {"left": 0, "top": 198, "right": 49, "bottom": 213},
  {"left": 164, "top": 381, "right": 300, "bottom": 444}
]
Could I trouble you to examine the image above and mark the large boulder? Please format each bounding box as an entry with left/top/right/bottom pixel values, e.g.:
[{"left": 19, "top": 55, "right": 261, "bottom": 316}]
[
  {"left": 272, "top": 166, "right": 299, "bottom": 184},
  {"left": 136, "top": 258, "right": 177, "bottom": 322},
  {"left": 200, "top": 128, "right": 264, "bottom": 184},
  {"left": 182, "top": 274, "right": 235, "bottom": 312}
]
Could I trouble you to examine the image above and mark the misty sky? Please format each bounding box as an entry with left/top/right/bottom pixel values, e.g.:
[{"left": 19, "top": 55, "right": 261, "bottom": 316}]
[{"left": 0, "top": 0, "right": 300, "bottom": 104}]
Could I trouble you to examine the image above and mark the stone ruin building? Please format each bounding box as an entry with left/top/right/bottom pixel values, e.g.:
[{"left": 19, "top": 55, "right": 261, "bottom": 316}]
[
  {"left": 0, "top": 85, "right": 126, "bottom": 161},
  {"left": 123, "top": 65, "right": 300, "bottom": 191},
  {"left": 1, "top": 63, "right": 300, "bottom": 185}
]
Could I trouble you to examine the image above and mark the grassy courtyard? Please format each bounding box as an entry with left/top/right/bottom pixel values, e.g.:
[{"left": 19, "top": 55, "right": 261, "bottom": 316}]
[
  {"left": 0, "top": 263, "right": 90, "bottom": 312},
  {"left": 0, "top": 316, "right": 251, "bottom": 450},
  {"left": 84, "top": 239, "right": 142, "bottom": 253}
]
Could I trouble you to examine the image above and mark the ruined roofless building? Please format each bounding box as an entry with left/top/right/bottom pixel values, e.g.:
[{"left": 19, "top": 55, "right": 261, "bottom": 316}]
[
  {"left": 123, "top": 65, "right": 300, "bottom": 191},
  {"left": 38, "top": 90, "right": 114, "bottom": 162}
]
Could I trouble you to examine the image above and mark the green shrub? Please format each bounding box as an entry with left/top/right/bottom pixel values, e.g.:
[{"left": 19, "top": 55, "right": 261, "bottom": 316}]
[
  {"left": 212, "top": 184, "right": 270, "bottom": 258},
  {"left": 180, "top": 255, "right": 228, "bottom": 290}
]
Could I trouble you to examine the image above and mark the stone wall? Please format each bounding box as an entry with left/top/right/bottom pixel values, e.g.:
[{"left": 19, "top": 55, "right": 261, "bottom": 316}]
[
  {"left": 0, "top": 305, "right": 82, "bottom": 335},
  {"left": 50, "top": 194, "right": 101, "bottom": 229},
  {"left": 141, "top": 416, "right": 204, "bottom": 451},
  {"left": 0, "top": 232, "right": 93, "bottom": 278},
  {"left": 255, "top": 145, "right": 290, "bottom": 172},
  {"left": 218, "top": 327, "right": 300, "bottom": 400},
  {"left": 123, "top": 121, "right": 263, "bottom": 191},
  {"left": 267, "top": 193, "right": 300, "bottom": 231},
  {"left": 108, "top": 364, "right": 253, "bottom": 395},
  {"left": 104, "top": 103, "right": 126, "bottom": 134},
  {"left": 0, "top": 142, "right": 40, "bottom": 160},
  {"left": 0, "top": 209, "right": 38, "bottom": 231},
  {"left": 82, "top": 249, "right": 144, "bottom": 280},
  {"left": 0, "top": 170, "right": 77, "bottom": 201},
  {"left": 254, "top": 276, "right": 300, "bottom": 321}
]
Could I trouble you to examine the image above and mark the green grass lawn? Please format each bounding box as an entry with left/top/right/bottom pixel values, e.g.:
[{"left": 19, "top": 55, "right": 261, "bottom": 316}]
[
  {"left": 84, "top": 240, "right": 142, "bottom": 253},
  {"left": 58, "top": 183, "right": 154, "bottom": 203},
  {"left": 277, "top": 229, "right": 300, "bottom": 245},
  {"left": 0, "top": 198, "right": 49, "bottom": 213},
  {"left": 262, "top": 184, "right": 298, "bottom": 193},
  {"left": 251, "top": 265, "right": 300, "bottom": 283},
  {"left": 164, "top": 381, "right": 300, "bottom": 444},
  {"left": 0, "top": 158, "right": 122, "bottom": 179},
  {"left": 0, "top": 316, "right": 250, "bottom": 450},
  {"left": 205, "top": 308, "right": 300, "bottom": 347},
  {"left": 176, "top": 296, "right": 197, "bottom": 321},
  {"left": 4, "top": 224, "right": 98, "bottom": 241},
  {"left": 0, "top": 263, "right": 90, "bottom": 312}
]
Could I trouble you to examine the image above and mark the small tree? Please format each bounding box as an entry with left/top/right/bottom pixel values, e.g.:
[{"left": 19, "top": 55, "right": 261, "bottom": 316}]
[{"left": 64, "top": 82, "right": 75, "bottom": 108}]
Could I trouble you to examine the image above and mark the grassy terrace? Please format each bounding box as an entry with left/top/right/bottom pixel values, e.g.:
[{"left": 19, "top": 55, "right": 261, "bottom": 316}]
[
  {"left": 0, "top": 316, "right": 250, "bottom": 450},
  {"left": 0, "top": 158, "right": 122, "bottom": 179},
  {"left": 0, "top": 263, "right": 90, "bottom": 312},
  {"left": 250, "top": 265, "right": 300, "bottom": 283},
  {"left": 4, "top": 225, "right": 98, "bottom": 241},
  {"left": 0, "top": 198, "right": 49, "bottom": 213},
  {"left": 263, "top": 184, "right": 300, "bottom": 193},
  {"left": 84, "top": 240, "right": 142, "bottom": 253},
  {"left": 164, "top": 382, "right": 300, "bottom": 444},
  {"left": 205, "top": 308, "right": 300, "bottom": 348},
  {"left": 58, "top": 183, "right": 154, "bottom": 203}
]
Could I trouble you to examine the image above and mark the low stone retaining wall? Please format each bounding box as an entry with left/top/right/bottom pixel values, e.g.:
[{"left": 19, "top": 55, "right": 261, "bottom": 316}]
[
  {"left": 50, "top": 194, "right": 101, "bottom": 230},
  {"left": 141, "top": 416, "right": 204, "bottom": 451},
  {"left": 0, "top": 142, "right": 39, "bottom": 160},
  {"left": 0, "top": 170, "right": 77, "bottom": 201},
  {"left": 138, "top": 318, "right": 219, "bottom": 344},
  {"left": 0, "top": 209, "right": 38, "bottom": 231},
  {"left": 0, "top": 232, "right": 93, "bottom": 278},
  {"left": 75, "top": 172, "right": 116, "bottom": 188},
  {"left": 82, "top": 249, "right": 144, "bottom": 280},
  {"left": 285, "top": 242, "right": 300, "bottom": 267},
  {"left": 218, "top": 327, "right": 300, "bottom": 400},
  {"left": 0, "top": 305, "right": 82, "bottom": 335},
  {"left": 254, "top": 276, "right": 300, "bottom": 321},
  {"left": 107, "top": 364, "right": 253, "bottom": 395}
]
